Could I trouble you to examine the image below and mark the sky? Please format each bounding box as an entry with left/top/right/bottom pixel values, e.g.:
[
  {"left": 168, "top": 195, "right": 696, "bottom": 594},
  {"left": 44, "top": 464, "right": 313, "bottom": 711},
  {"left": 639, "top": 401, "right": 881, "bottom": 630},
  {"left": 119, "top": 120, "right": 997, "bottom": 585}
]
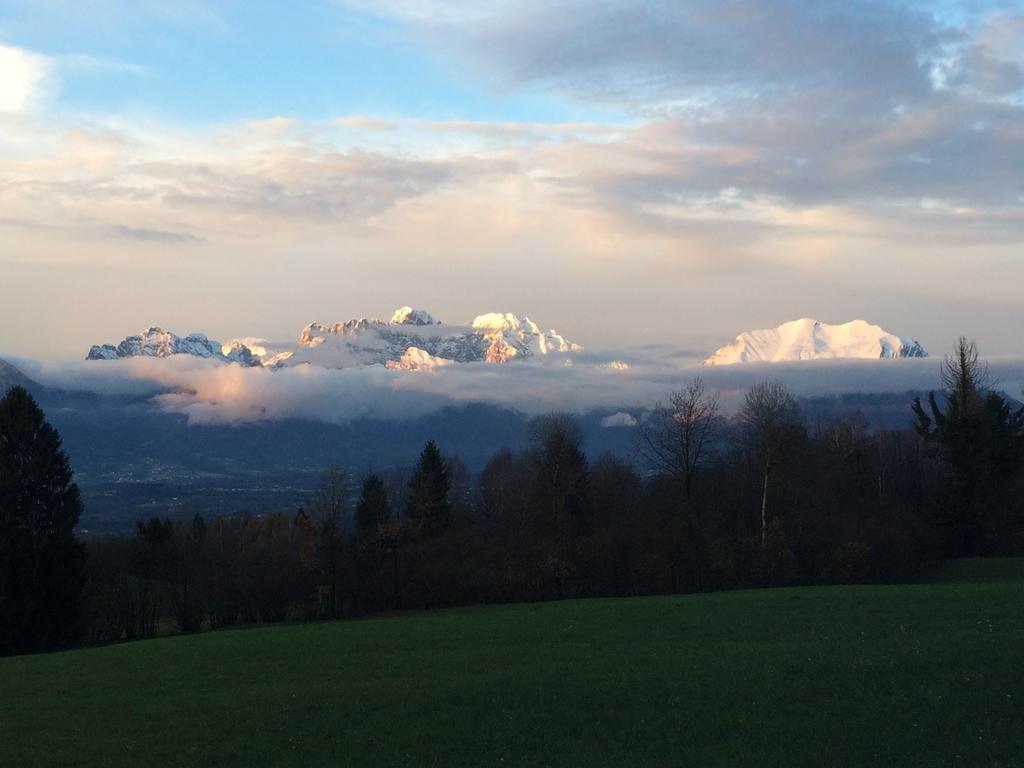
[{"left": 1, "top": 0, "right": 1022, "bottom": 361}]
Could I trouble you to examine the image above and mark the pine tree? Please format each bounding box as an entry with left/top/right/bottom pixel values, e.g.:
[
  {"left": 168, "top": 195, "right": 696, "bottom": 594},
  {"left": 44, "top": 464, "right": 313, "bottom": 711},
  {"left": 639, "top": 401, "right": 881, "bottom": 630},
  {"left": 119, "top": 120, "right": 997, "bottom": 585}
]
[
  {"left": 355, "top": 473, "right": 391, "bottom": 541},
  {"left": 913, "top": 338, "right": 1024, "bottom": 555},
  {"left": 0, "top": 386, "right": 86, "bottom": 655},
  {"left": 404, "top": 441, "right": 451, "bottom": 536}
]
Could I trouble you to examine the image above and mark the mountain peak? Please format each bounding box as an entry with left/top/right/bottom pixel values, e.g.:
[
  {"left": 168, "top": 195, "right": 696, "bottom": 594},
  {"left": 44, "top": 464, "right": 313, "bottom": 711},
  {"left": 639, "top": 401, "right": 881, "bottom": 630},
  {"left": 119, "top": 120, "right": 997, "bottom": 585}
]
[
  {"left": 472, "top": 312, "right": 530, "bottom": 332},
  {"left": 390, "top": 307, "right": 439, "bottom": 326},
  {"left": 705, "top": 318, "right": 928, "bottom": 365}
]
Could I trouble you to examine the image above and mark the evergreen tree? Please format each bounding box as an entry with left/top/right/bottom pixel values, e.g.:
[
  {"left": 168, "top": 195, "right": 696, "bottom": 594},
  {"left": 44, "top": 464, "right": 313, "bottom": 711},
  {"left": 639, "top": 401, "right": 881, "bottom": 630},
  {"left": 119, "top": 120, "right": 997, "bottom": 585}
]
[
  {"left": 913, "top": 338, "right": 1024, "bottom": 555},
  {"left": 131, "top": 516, "right": 173, "bottom": 638},
  {"left": 404, "top": 441, "right": 451, "bottom": 535},
  {"left": 0, "top": 386, "right": 86, "bottom": 655},
  {"left": 355, "top": 473, "right": 391, "bottom": 541},
  {"left": 353, "top": 474, "right": 391, "bottom": 612}
]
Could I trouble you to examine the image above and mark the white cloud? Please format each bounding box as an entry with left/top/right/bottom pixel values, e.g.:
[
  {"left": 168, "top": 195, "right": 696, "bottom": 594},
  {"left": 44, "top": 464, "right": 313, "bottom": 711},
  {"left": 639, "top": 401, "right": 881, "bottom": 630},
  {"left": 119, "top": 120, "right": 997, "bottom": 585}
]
[
  {"left": 27, "top": 352, "right": 1024, "bottom": 427},
  {"left": 601, "top": 411, "right": 639, "bottom": 427},
  {"left": 0, "top": 44, "right": 56, "bottom": 112},
  {"left": 58, "top": 53, "right": 148, "bottom": 77}
]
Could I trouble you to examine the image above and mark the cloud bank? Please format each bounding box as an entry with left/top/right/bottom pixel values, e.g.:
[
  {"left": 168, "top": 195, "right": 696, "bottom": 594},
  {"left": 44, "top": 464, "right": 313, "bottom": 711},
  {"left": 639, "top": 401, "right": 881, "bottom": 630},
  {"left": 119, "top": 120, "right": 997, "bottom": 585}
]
[{"left": 28, "top": 352, "right": 1024, "bottom": 426}]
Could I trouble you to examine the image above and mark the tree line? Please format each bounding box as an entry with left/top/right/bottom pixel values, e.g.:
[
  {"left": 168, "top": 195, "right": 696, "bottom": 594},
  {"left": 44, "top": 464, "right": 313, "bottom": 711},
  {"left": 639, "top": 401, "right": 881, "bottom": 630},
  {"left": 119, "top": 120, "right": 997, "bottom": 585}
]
[{"left": 2, "top": 338, "right": 1022, "bottom": 655}]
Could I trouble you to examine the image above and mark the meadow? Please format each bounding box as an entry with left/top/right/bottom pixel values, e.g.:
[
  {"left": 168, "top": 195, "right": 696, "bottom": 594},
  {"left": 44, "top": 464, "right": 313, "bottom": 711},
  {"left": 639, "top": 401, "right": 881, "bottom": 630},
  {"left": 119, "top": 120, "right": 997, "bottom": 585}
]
[{"left": 2, "top": 567, "right": 1023, "bottom": 767}]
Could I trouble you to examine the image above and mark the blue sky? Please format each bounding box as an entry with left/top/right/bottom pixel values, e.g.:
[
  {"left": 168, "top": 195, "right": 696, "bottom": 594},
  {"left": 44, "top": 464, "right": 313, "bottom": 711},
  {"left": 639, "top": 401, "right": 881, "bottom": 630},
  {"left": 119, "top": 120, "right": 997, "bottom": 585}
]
[
  {"left": 0, "top": 1, "right": 1022, "bottom": 360},
  {"left": 0, "top": 1, "right": 608, "bottom": 123}
]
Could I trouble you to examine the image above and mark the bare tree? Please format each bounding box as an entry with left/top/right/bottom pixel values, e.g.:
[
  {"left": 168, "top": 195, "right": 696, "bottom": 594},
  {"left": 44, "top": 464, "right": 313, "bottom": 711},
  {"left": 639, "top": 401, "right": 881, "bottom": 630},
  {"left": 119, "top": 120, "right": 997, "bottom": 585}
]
[
  {"left": 638, "top": 378, "right": 720, "bottom": 592},
  {"left": 638, "top": 377, "right": 721, "bottom": 503},
  {"left": 738, "top": 380, "right": 801, "bottom": 552}
]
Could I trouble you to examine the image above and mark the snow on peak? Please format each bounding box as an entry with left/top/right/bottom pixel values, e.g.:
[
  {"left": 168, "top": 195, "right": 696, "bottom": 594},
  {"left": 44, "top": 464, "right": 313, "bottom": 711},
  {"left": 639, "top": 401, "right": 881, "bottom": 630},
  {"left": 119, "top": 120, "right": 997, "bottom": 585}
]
[
  {"left": 285, "top": 310, "right": 581, "bottom": 367},
  {"left": 704, "top": 318, "right": 928, "bottom": 365},
  {"left": 472, "top": 312, "right": 532, "bottom": 332},
  {"left": 385, "top": 347, "right": 453, "bottom": 371},
  {"left": 472, "top": 312, "right": 582, "bottom": 358},
  {"left": 390, "top": 307, "right": 439, "bottom": 326},
  {"left": 87, "top": 308, "right": 582, "bottom": 370},
  {"left": 87, "top": 327, "right": 260, "bottom": 366}
]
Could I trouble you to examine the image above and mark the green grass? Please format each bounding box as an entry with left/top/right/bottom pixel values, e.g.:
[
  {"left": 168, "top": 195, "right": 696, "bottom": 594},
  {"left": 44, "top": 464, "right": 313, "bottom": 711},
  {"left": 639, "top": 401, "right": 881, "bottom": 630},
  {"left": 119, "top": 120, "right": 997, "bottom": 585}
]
[
  {"left": 2, "top": 581, "right": 1024, "bottom": 767},
  {"left": 917, "top": 557, "right": 1024, "bottom": 584}
]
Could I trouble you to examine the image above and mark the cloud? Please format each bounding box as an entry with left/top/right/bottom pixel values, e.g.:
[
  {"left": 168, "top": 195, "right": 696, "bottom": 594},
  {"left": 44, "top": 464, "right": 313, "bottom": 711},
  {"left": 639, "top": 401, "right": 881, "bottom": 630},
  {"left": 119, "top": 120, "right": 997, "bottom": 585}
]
[
  {"left": 56, "top": 53, "right": 150, "bottom": 77},
  {"left": 0, "top": 44, "right": 56, "bottom": 112},
  {"left": 946, "top": 11, "right": 1024, "bottom": 96},
  {"left": 0, "top": 46, "right": 144, "bottom": 115},
  {"left": 601, "top": 411, "right": 639, "bottom": 428},
  {"left": 113, "top": 226, "right": 203, "bottom": 244},
  {"left": 335, "top": 1, "right": 1024, "bottom": 217},
  {"left": 345, "top": 1, "right": 943, "bottom": 105},
  {"left": 0, "top": 123, "right": 511, "bottom": 242},
  {"left": 28, "top": 352, "right": 1024, "bottom": 427}
]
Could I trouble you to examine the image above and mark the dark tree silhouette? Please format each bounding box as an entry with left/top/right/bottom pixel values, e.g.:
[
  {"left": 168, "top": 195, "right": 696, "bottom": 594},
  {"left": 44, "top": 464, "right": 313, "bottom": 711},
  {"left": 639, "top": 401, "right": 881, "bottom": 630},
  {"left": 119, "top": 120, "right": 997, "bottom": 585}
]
[
  {"left": 132, "top": 516, "right": 173, "bottom": 638},
  {"left": 310, "top": 467, "right": 349, "bottom": 619},
  {"left": 174, "top": 512, "right": 207, "bottom": 633},
  {"left": 355, "top": 473, "right": 391, "bottom": 541},
  {"left": 913, "top": 338, "right": 1024, "bottom": 555},
  {"left": 738, "top": 380, "right": 803, "bottom": 553},
  {"left": 638, "top": 377, "right": 721, "bottom": 503},
  {"left": 404, "top": 441, "right": 451, "bottom": 536},
  {"left": 638, "top": 378, "right": 721, "bottom": 590},
  {"left": 353, "top": 474, "right": 392, "bottom": 612},
  {"left": 529, "top": 415, "right": 590, "bottom": 599},
  {"left": 0, "top": 386, "right": 86, "bottom": 655}
]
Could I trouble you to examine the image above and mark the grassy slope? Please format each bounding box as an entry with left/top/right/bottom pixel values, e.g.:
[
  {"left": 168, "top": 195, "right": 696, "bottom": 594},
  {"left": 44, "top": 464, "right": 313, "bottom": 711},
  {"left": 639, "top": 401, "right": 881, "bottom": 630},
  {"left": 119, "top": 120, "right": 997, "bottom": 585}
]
[
  {"left": 917, "top": 557, "right": 1024, "bottom": 584},
  {"left": 2, "top": 580, "right": 1023, "bottom": 767}
]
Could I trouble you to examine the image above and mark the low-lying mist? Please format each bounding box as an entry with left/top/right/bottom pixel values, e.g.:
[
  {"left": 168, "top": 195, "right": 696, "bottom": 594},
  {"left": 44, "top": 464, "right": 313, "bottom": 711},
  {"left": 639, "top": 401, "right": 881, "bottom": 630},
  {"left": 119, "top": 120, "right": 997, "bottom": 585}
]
[{"left": 19, "top": 350, "right": 1024, "bottom": 426}]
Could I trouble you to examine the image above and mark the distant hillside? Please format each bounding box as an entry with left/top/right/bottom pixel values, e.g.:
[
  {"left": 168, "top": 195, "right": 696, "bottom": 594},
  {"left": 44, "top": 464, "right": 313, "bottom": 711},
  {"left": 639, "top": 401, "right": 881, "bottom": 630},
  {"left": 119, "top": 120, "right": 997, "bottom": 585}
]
[
  {"left": 22, "top": 384, "right": 929, "bottom": 532},
  {"left": 0, "top": 358, "right": 40, "bottom": 395}
]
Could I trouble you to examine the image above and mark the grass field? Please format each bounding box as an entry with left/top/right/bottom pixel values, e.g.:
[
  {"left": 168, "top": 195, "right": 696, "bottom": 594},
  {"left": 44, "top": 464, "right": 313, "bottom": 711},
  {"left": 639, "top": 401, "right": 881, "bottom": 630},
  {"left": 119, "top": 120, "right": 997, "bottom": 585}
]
[
  {"left": 2, "top": 571, "right": 1024, "bottom": 767},
  {"left": 916, "top": 557, "right": 1024, "bottom": 584}
]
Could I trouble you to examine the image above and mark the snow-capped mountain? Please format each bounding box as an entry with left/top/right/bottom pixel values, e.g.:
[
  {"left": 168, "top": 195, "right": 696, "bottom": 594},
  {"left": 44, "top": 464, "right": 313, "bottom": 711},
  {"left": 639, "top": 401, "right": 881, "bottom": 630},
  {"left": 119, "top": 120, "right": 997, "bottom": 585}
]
[
  {"left": 85, "top": 308, "right": 582, "bottom": 369},
  {"left": 385, "top": 347, "right": 454, "bottom": 371},
  {"left": 87, "top": 327, "right": 261, "bottom": 366},
  {"left": 705, "top": 319, "right": 928, "bottom": 365},
  {"left": 470, "top": 313, "right": 580, "bottom": 361}
]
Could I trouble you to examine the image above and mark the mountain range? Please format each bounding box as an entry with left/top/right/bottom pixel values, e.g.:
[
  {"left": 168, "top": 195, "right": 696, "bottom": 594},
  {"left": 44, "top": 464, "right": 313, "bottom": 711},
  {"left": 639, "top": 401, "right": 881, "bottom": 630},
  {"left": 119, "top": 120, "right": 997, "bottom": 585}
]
[
  {"left": 0, "top": 314, "right": 957, "bottom": 532},
  {"left": 87, "top": 307, "right": 582, "bottom": 369},
  {"left": 86, "top": 313, "right": 929, "bottom": 370}
]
